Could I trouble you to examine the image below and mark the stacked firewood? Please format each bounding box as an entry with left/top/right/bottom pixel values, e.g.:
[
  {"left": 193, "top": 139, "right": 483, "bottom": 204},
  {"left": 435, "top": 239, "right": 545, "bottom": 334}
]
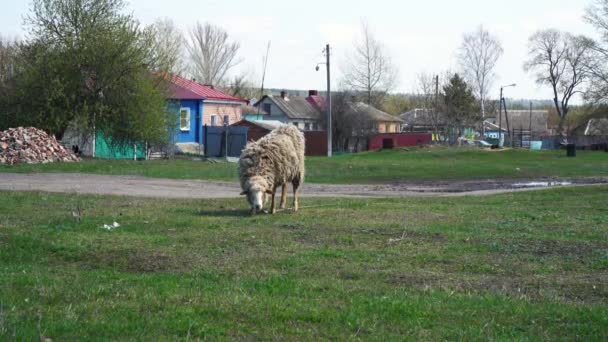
[{"left": 0, "top": 127, "right": 80, "bottom": 165}]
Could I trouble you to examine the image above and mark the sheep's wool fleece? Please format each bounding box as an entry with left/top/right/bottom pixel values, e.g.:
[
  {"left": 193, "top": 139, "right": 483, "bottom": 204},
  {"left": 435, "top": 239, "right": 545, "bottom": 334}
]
[{"left": 238, "top": 125, "right": 305, "bottom": 191}]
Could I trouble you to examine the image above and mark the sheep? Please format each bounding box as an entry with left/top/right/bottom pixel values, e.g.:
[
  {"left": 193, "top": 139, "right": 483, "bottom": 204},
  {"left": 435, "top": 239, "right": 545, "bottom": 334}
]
[{"left": 238, "top": 124, "right": 305, "bottom": 215}]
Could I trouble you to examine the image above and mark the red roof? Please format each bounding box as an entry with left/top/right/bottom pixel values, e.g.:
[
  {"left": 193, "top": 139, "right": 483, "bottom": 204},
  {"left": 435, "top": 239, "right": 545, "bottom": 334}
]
[{"left": 167, "top": 74, "right": 246, "bottom": 103}]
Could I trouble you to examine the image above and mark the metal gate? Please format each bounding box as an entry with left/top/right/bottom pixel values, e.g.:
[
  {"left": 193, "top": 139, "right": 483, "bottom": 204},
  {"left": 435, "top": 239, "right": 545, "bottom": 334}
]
[{"left": 203, "top": 125, "right": 248, "bottom": 157}]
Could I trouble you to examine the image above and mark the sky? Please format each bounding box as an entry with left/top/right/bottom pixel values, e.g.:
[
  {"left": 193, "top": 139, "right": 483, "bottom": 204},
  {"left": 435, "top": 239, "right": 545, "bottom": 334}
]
[{"left": 0, "top": 0, "right": 598, "bottom": 102}]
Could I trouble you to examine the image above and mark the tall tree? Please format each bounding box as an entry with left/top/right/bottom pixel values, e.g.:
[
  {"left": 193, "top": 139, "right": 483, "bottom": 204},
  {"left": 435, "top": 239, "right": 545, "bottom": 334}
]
[
  {"left": 524, "top": 29, "right": 593, "bottom": 135},
  {"left": 443, "top": 74, "right": 477, "bottom": 139},
  {"left": 9, "top": 0, "right": 170, "bottom": 144},
  {"left": 145, "top": 18, "right": 185, "bottom": 74},
  {"left": 457, "top": 25, "right": 503, "bottom": 120},
  {"left": 414, "top": 72, "right": 444, "bottom": 138},
  {"left": 584, "top": 0, "right": 608, "bottom": 106},
  {"left": 187, "top": 22, "right": 240, "bottom": 86},
  {"left": 341, "top": 21, "right": 397, "bottom": 106}
]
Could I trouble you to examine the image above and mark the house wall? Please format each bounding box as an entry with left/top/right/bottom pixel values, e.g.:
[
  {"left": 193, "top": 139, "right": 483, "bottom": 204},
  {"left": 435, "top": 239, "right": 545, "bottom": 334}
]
[
  {"left": 377, "top": 122, "right": 401, "bottom": 133},
  {"left": 203, "top": 102, "right": 243, "bottom": 126},
  {"left": 258, "top": 97, "right": 290, "bottom": 123},
  {"left": 174, "top": 99, "right": 202, "bottom": 144},
  {"left": 368, "top": 133, "right": 432, "bottom": 150}
]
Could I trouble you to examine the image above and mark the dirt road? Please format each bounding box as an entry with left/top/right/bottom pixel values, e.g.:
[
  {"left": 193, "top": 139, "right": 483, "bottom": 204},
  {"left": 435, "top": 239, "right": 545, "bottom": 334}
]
[{"left": 1, "top": 173, "right": 606, "bottom": 199}]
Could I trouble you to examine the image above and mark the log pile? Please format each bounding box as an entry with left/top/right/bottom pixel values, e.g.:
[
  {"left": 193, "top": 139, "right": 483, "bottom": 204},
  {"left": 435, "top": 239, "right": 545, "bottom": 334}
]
[{"left": 0, "top": 127, "right": 80, "bottom": 165}]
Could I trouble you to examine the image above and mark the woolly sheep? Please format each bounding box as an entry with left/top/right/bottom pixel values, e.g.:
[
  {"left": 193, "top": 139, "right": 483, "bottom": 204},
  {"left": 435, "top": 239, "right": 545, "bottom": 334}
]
[{"left": 238, "top": 124, "right": 305, "bottom": 214}]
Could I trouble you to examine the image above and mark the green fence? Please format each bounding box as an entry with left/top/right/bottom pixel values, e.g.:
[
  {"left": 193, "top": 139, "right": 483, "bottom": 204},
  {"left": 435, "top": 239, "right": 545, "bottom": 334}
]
[{"left": 95, "top": 131, "right": 146, "bottom": 160}]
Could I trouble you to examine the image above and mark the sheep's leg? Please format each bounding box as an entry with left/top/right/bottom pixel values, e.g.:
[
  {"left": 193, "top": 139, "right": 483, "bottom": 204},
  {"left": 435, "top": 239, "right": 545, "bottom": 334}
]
[
  {"left": 279, "top": 184, "right": 288, "bottom": 209},
  {"left": 292, "top": 177, "right": 301, "bottom": 212},
  {"left": 270, "top": 187, "right": 277, "bottom": 214}
]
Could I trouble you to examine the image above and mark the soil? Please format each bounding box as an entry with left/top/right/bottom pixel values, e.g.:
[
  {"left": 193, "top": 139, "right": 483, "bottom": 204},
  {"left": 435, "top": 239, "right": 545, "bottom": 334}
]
[{"left": 0, "top": 173, "right": 606, "bottom": 199}]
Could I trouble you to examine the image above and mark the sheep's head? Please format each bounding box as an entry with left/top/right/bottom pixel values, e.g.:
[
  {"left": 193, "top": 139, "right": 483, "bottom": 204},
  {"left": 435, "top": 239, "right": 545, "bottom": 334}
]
[{"left": 240, "top": 177, "right": 272, "bottom": 214}]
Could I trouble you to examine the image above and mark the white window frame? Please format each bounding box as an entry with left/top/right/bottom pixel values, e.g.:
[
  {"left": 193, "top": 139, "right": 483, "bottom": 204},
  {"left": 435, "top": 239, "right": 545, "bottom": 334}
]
[
  {"left": 179, "top": 107, "right": 191, "bottom": 131},
  {"left": 210, "top": 114, "right": 218, "bottom": 126}
]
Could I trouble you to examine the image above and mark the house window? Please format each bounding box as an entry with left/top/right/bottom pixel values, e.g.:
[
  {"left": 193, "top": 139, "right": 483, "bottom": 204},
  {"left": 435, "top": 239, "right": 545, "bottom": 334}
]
[
  {"left": 223, "top": 115, "right": 229, "bottom": 125},
  {"left": 180, "top": 108, "right": 190, "bottom": 131},
  {"left": 305, "top": 123, "right": 311, "bottom": 131},
  {"left": 263, "top": 103, "right": 271, "bottom": 114},
  {"left": 210, "top": 115, "right": 217, "bottom": 126},
  {"left": 293, "top": 121, "right": 299, "bottom": 128}
]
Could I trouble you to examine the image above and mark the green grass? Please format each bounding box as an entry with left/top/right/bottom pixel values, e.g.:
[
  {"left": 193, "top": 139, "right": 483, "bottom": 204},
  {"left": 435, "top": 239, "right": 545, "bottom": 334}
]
[
  {"left": 1, "top": 187, "right": 607, "bottom": 339},
  {"left": 1, "top": 147, "right": 607, "bottom": 183}
]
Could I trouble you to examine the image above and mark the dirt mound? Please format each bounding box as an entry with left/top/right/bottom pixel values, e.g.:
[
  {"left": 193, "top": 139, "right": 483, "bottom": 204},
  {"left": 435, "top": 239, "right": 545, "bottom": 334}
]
[{"left": 0, "top": 127, "right": 80, "bottom": 165}]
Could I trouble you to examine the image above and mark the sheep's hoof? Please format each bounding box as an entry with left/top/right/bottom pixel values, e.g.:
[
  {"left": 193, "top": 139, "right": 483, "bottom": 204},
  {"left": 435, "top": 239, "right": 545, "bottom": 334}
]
[{"left": 262, "top": 209, "right": 270, "bottom": 214}]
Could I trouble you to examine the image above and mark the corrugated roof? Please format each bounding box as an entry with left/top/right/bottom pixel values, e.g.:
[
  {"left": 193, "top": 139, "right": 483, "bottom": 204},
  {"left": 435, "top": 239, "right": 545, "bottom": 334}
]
[
  {"left": 349, "top": 102, "right": 403, "bottom": 123},
  {"left": 166, "top": 74, "right": 246, "bottom": 103},
  {"left": 497, "top": 110, "right": 548, "bottom": 132},
  {"left": 259, "top": 95, "right": 323, "bottom": 120}
]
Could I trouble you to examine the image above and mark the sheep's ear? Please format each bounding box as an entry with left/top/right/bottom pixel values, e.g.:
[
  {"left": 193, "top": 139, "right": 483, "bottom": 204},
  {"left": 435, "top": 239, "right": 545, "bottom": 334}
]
[{"left": 240, "top": 191, "right": 248, "bottom": 195}]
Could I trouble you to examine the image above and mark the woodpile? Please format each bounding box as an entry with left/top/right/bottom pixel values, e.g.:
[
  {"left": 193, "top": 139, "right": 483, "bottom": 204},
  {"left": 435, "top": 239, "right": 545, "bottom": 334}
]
[{"left": 0, "top": 127, "right": 80, "bottom": 165}]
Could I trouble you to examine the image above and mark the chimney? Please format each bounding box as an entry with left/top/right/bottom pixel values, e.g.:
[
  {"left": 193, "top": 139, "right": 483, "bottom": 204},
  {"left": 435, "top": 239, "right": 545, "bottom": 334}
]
[
  {"left": 308, "top": 90, "right": 318, "bottom": 96},
  {"left": 204, "top": 84, "right": 214, "bottom": 89},
  {"left": 192, "top": 78, "right": 196, "bottom": 82},
  {"left": 280, "top": 90, "right": 287, "bottom": 99}
]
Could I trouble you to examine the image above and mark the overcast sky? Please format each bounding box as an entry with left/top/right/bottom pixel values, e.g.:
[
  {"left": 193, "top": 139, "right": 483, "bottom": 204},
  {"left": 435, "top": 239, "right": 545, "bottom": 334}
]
[{"left": 0, "top": 0, "right": 598, "bottom": 101}]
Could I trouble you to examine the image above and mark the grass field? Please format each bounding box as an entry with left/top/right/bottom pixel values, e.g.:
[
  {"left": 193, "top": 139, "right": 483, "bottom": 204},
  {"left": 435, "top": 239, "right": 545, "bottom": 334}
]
[
  {"left": 1, "top": 148, "right": 607, "bottom": 183},
  {"left": 1, "top": 187, "right": 607, "bottom": 339}
]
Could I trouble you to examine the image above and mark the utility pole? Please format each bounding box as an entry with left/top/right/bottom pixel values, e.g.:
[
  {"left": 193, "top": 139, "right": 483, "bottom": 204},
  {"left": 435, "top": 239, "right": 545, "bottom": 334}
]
[
  {"left": 498, "top": 87, "right": 503, "bottom": 147},
  {"left": 325, "top": 44, "right": 332, "bottom": 157},
  {"left": 529, "top": 101, "right": 532, "bottom": 133},
  {"left": 434, "top": 75, "right": 439, "bottom": 142}
]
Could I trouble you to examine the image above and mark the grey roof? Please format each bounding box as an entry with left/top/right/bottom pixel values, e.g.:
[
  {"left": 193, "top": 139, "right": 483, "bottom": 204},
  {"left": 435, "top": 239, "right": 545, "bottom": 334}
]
[
  {"left": 496, "top": 110, "right": 548, "bottom": 132},
  {"left": 260, "top": 95, "right": 322, "bottom": 120},
  {"left": 399, "top": 108, "right": 446, "bottom": 126},
  {"left": 349, "top": 102, "right": 403, "bottom": 123},
  {"left": 584, "top": 118, "right": 608, "bottom": 135}
]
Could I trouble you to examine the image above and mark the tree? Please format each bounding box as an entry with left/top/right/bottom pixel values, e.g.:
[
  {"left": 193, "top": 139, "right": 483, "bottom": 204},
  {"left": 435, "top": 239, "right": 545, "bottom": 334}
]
[
  {"left": 0, "top": 36, "right": 21, "bottom": 128},
  {"left": 145, "top": 18, "right": 185, "bottom": 74},
  {"left": 380, "top": 94, "right": 413, "bottom": 115},
  {"left": 442, "top": 74, "right": 477, "bottom": 140},
  {"left": 6, "top": 0, "right": 170, "bottom": 145},
  {"left": 458, "top": 25, "right": 503, "bottom": 120},
  {"left": 524, "top": 29, "right": 593, "bottom": 135},
  {"left": 341, "top": 21, "right": 397, "bottom": 106},
  {"left": 414, "top": 72, "right": 444, "bottom": 138},
  {"left": 584, "top": 0, "right": 608, "bottom": 106},
  {"left": 187, "top": 22, "right": 240, "bottom": 87}
]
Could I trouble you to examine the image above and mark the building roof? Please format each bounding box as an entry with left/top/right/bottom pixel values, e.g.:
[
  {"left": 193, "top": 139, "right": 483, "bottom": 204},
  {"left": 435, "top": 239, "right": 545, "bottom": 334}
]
[
  {"left": 166, "top": 74, "right": 246, "bottom": 103},
  {"left": 349, "top": 102, "right": 403, "bottom": 123},
  {"left": 256, "top": 95, "right": 322, "bottom": 120},
  {"left": 496, "top": 110, "right": 548, "bottom": 132},
  {"left": 400, "top": 108, "right": 446, "bottom": 126},
  {"left": 584, "top": 118, "right": 608, "bottom": 135}
]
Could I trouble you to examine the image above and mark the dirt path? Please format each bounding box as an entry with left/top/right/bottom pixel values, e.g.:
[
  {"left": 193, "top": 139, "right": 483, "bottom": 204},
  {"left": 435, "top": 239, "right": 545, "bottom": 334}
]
[{"left": 1, "top": 173, "right": 606, "bottom": 199}]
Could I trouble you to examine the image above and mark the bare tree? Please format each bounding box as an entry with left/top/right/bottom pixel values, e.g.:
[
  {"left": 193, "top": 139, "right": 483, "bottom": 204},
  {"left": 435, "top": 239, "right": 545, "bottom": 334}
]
[
  {"left": 414, "top": 72, "right": 444, "bottom": 138},
  {"left": 458, "top": 25, "right": 503, "bottom": 120},
  {"left": 524, "top": 29, "right": 593, "bottom": 135},
  {"left": 584, "top": 0, "right": 608, "bottom": 105},
  {"left": 187, "top": 22, "right": 240, "bottom": 86},
  {"left": 0, "top": 35, "right": 19, "bottom": 85},
  {"left": 145, "top": 18, "right": 185, "bottom": 74},
  {"left": 341, "top": 21, "right": 397, "bottom": 106}
]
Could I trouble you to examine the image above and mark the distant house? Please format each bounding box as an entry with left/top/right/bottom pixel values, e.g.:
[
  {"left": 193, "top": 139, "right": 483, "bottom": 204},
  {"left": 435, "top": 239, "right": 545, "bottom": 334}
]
[
  {"left": 241, "top": 105, "right": 268, "bottom": 121},
  {"left": 254, "top": 90, "right": 325, "bottom": 131},
  {"left": 582, "top": 118, "right": 608, "bottom": 136},
  {"left": 166, "top": 74, "right": 247, "bottom": 153},
  {"left": 399, "top": 108, "right": 446, "bottom": 132},
  {"left": 346, "top": 102, "right": 403, "bottom": 133},
  {"left": 492, "top": 110, "right": 550, "bottom": 134}
]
